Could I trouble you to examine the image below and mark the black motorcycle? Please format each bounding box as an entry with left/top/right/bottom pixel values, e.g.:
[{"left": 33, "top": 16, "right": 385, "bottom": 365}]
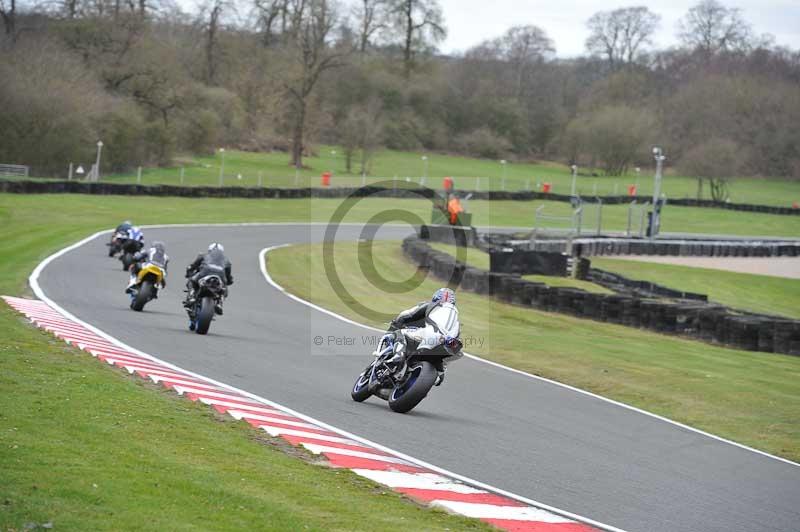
[
  {"left": 186, "top": 273, "right": 226, "bottom": 335},
  {"left": 351, "top": 330, "right": 461, "bottom": 413},
  {"left": 106, "top": 231, "right": 127, "bottom": 257},
  {"left": 119, "top": 239, "right": 143, "bottom": 271}
]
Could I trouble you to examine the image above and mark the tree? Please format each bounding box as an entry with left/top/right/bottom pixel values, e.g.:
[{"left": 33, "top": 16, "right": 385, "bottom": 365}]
[
  {"left": 474, "top": 25, "right": 554, "bottom": 99},
  {"left": 253, "top": 0, "right": 287, "bottom": 46},
  {"left": 352, "top": 0, "right": 388, "bottom": 53},
  {"left": 282, "top": 0, "right": 348, "bottom": 169},
  {"left": 390, "top": 0, "right": 445, "bottom": 77},
  {"left": 199, "top": 0, "right": 231, "bottom": 85},
  {"left": 570, "top": 105, "right": 654, "bottom": 176},
  {"left": 339, "top": 97, "right": 383, "bottom": 174},
  {"left": 585, "top": 6, "right": 660, "bottom": 69},
  {"left": 677, "top": 0, "right": 764, "bottom": 55},
  {"left": 679, "top": 137, "right": 744, "bottom": 201},
  {"left": 0, "top": 0, "right": 17, "bottom": 39}
]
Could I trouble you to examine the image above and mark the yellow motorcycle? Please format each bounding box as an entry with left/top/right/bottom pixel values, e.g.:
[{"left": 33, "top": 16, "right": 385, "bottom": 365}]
[{"left": 129, "top": 262, "right": 166, "bottom": 312}]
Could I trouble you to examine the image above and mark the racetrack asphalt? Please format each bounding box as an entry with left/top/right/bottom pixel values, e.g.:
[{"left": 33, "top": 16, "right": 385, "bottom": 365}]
[{"left": 37, "top": 224, "right": 800, "bottom": 532}]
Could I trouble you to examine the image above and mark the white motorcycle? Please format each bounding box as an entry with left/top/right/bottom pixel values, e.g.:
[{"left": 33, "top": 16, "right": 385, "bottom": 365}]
[{"left": 351, "top": 304, "right": 462, "bottom": 413}]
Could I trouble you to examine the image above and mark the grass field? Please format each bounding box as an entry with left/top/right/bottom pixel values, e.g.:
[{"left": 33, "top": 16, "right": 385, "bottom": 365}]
[
  {"left": 98, "top": 148, "right": 800, "bottom": 207},
  {"left": 4, "top": 194, "right": 800, "bottom": 246},
  {"left": 426, "top": 242, "right": 612, "bottom": 294},
  {"left": 267, "top": 240, "right": 800, "bottom": 463},
  {"left": 0, "top": 195, "right": 493, "bottom": 531},
  {"left": 591, "top": 258, "right": 800, "bottom": 319}
]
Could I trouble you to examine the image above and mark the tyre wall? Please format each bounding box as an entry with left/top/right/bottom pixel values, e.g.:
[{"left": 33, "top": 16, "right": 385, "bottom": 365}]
[{"left": 402, "top": 236, "right": 800, "bottom": 355}]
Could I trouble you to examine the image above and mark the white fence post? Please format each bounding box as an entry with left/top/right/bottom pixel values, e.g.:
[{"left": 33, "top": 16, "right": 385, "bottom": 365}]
[
  {"left": 68, "top": 163, "right": 73, "bottom": 181},
  {"left": 137, "top": 166, "right": 142, "bottom": 184},
  {"left": 180, "top": 166, "right": 185, "bottom": 185}
]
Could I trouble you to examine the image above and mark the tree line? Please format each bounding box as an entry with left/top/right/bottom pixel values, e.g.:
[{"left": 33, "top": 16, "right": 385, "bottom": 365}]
[{"left": 1, "top": 0, "right": 799, "bottom": 195}]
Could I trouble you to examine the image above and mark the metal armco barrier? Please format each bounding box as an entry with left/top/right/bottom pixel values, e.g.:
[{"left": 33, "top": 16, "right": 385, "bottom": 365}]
[
  {"left": 0, "top": 164, "right": 29, "bottom": 177},
  {"left": 403, "top": 236, "right": 800, "bottom": 356},
  {"left": 522, "top": 237, "right": 800, "bottom": 258}
]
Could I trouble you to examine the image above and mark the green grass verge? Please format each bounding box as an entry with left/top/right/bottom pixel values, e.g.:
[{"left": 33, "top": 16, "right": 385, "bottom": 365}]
[
  {"left": 591, "top": 258, "right": 800, "bottom": 319},
  {"left": 0, "top": 195, "right": 492, "bottom": 531},
  {"left": 426, "top": 242, "right": 611, "bottom": 294},
  {"left": 0, "top": 306, "right": 489, "bottom": 531},
  {"left": 0, "top": 194, "right": 800, "bottom": 240},
  {"left": 266, "top": 240, "right": 800, "bottom": 463},
  {"left": 101, "top": 147, "right": 800, "bottom": 207}
]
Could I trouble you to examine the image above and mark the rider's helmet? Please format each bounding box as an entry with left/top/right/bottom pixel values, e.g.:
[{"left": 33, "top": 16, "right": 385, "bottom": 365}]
[
  {"left": 432, "top": 287, "right": 456, "bottom": 305},
  {"left": 208, "top": 243, "right": 224, "bottom": 252},
  {"left": 152, "top": 241, "right": 166, "bottom": 252}
]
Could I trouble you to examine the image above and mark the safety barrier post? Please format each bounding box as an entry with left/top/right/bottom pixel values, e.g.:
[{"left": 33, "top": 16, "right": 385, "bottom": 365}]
[
  {"left": 596, "top": 198, "right": 603, "bottom": 236},
  {"left": 627, "top": 200, "right": 636, "bottom": 236}
]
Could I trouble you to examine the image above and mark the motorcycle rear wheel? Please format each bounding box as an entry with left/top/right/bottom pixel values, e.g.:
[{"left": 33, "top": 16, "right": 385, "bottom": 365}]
[
  {"left": 121, "top": 253, "right": 134, "bottom": 271},
  {"left": 130, "top": 280, "right": 153, "bottom": 311},
  {"left": 195, "top": 296, "right": 215, "bottom": 335},
  {"left": 387, "top": 361, "right": 437, "bottom": 414}
]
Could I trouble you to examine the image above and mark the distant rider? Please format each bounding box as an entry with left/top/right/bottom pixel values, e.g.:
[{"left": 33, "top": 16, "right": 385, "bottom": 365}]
[
  {"left": 183, "top": 243, "right": 233, "bottom": 315},
  {"left": 124, "top": 225, "right": 145, "bottom": 254},
  {"left": 126, "top": 241, "right": 169, "bottom": 294},
  {"left": 386, "top": 287, "right": 463, "bottom": 386},
  {"left": 108, "top": 220, "right": 133, "bottom": 257},
  {"left": 116, "top": 220, "right": 133, "bottom": 234}
]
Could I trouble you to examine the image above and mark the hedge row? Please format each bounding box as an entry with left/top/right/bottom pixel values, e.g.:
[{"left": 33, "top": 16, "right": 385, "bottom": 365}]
[
  {"left": 3, "top": 178, "right": 799, "bottom": 216},
  {"left": 524, "top": 236, "right": 800, "bottom": 258},
  {"left": 402, "top": 236, "right": 800, "bottom": 355},
  {"left": 0, "top": 179, "right": 435, "bottom": 199}
]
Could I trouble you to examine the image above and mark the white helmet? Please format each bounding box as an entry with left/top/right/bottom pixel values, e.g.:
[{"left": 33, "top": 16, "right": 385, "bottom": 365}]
[{"left": 208, "top": 243, "right": 224, "bottom": 252}]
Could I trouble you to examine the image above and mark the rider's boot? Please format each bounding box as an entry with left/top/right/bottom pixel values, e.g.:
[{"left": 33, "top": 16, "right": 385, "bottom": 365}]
[
  {"left": 434, "top": 367, "right": 446, "bottom": 386},
  {"left": 386, "top": 334, "right": 407, "bottom": 366},
  {"left": 124, "top": 275, "right": 137, "bottom": 294},
  {"left": 214, "top": 300, "right": 223, "bottom": 315},
  {"left": 183, "top": 284, "right": 196, "bottom": 309}
]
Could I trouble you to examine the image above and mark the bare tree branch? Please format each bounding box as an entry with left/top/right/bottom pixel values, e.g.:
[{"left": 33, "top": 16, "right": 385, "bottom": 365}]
[{"left": 586, "top": 6, "right": 660, "bottom": 69}]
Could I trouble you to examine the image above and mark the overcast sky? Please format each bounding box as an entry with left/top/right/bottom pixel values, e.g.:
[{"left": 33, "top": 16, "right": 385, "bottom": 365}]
[{"left": 438, "top": 0, "right": 800, "bottom": 57}]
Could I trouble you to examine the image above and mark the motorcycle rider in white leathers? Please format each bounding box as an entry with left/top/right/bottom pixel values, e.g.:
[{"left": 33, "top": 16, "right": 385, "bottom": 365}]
[{"left": 386, "top": 287, "right": 463, "bottom": 386}]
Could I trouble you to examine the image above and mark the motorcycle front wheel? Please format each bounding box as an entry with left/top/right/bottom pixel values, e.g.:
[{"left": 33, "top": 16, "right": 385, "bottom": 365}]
[
  {"left": 195, "top": 296, "right": 215, "bottom": 335},
  {"left": 351, "top": 365, "right": 374, "bottom": 402},
  {"left": 130, "top": 280, "right": 153, "bottom": 311},
  {"left": 387, "top": 361, "right": 437, "bottom": 414}
]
